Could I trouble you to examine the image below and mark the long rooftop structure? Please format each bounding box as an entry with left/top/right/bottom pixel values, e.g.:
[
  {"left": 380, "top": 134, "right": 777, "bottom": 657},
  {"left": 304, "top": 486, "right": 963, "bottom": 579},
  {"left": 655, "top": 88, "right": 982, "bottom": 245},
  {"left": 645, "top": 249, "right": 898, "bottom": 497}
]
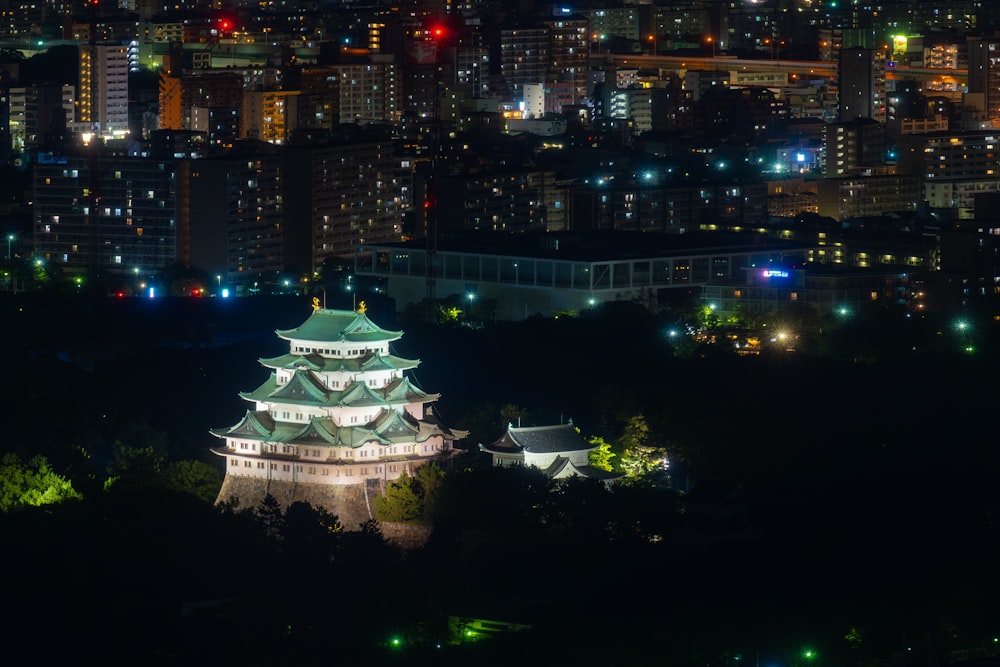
[{"left": 355, "top": 231, "right": 815, "bottom": 320}]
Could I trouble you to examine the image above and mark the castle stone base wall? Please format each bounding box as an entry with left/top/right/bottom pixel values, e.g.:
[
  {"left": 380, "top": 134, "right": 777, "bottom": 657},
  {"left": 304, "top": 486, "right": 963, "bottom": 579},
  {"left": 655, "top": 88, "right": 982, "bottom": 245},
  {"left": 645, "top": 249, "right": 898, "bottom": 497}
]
[
  {"left": 215, "top": 476, "right": 432, "bottom": 549},
  {"left": 216, "top": 476, "right": 375, "bottom": 529}
]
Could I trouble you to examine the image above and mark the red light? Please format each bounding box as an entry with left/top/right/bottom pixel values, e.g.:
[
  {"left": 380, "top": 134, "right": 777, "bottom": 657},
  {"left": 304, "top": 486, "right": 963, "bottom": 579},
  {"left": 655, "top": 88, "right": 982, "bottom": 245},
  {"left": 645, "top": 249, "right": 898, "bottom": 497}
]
[
  {"left": 431, "top": 25, "right": 446, "bottom": 39},
  {"left": 220, "top": 20, "right": 231, "bottom": 31}
]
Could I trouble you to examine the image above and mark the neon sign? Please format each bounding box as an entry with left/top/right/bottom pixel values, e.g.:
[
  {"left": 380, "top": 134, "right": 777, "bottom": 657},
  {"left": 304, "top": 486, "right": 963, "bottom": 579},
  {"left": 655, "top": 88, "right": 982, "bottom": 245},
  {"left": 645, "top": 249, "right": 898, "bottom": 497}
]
[{"left": 762, "top": 269, "right": 789, "bottom": 278}]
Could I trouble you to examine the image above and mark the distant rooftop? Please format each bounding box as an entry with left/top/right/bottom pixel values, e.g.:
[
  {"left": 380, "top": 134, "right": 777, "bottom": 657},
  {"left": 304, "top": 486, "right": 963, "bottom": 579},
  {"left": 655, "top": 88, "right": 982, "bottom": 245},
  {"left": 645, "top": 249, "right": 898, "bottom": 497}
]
[{"left": 370, "top": 230, "right": 810, "bottom": 263}]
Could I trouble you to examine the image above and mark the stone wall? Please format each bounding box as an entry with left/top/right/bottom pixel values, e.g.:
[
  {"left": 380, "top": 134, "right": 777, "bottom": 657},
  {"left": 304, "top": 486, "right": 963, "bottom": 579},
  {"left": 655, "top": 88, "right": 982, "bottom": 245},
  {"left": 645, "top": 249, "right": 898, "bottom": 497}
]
[
  {"left": 215, "top": 476, "right": 432, "bottom": 549},
  {"left": 216, "top": 476, "right": 374, "bottom": 528}
]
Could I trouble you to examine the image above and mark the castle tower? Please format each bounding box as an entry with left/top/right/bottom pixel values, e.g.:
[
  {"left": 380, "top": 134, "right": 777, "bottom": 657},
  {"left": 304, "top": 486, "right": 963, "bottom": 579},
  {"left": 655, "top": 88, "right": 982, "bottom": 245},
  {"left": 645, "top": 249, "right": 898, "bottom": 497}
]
[{"left": 211, "top": 304, "right": 465, "bottom": 523}]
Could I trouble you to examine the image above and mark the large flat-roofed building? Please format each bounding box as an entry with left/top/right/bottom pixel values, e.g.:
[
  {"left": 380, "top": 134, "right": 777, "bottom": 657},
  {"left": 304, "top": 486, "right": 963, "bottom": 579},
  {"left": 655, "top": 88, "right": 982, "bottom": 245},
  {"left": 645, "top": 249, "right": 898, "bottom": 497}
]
[
  {"left": 817, "top": 174, "right": 922, "bottom": 222},
  {"left": 355, "top": 231, "right": 814, "bottom": 320},
  {"left": 701, "top": 264, "right": 913, "bottom": 321}
]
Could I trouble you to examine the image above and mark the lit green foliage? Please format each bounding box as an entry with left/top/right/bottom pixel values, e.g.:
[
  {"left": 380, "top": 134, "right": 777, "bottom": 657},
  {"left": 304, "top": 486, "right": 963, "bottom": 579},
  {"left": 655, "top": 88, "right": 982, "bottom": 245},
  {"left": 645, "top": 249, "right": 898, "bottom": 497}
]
[
  {"left": 439, "top": 304, "right": 462, "bottom": 322},
  {"left": 586, "top": 435, "right": 616, "bottom": 471},
  {"left": 618, "top": 415, "right": 670, "bottom": 485},
  {"left": 375, "top": 463, "right": 447, "bottom": 524},
  {"left": 376, "top": 471, "right": 423, "bottom": 522},
  {"left": 844, "top": 626, "right": 863, "bottom": 650},
  {"left": 0, "top": 452, "right": 82, "bottom": 512}
]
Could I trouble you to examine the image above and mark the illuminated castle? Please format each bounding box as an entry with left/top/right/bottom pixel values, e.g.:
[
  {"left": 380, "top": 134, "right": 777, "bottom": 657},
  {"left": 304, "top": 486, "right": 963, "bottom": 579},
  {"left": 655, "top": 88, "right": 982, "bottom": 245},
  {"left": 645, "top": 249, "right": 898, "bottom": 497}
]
[{"left": 211, "top": 302, "right": 465, "bottom": 523}]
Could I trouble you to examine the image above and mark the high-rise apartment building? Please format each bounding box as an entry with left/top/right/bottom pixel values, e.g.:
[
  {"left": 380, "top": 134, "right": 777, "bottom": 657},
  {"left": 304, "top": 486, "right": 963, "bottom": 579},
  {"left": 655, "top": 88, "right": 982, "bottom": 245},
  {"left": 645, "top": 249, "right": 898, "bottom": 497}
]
[
  {"left": 966, "top": 36, "right": 1000, "bottom": 128},
  {"left": 838, "top": 46, "right": 886, "bottom": 123},
  {"left": 547, "top": 15, "right": 590, "bottom": 103},
  {"left": 164, "top": 69, "right": 244, "bottom": 142},
  {"left": 334, "top": 58, "right": 401, "bottom": 124},
  {"left": 822, "top": 117, "right": 885, "bottom": 176},
  {"left": 8, "top": 84, "right": 75, "bottom": 152},
  {"left": 499, "top": 27, "right": 549, "bottom": 101},
  {"left": 78, "top": 44, "right": 130, "bottom": 139},
  {"left": 33, "top": 154, "right": 178, "bottom": 278},
  {"left": 175, "top": 144, "right": 288, "bottom": 286},
  {"left": 897, "top": 130, "right": 1000, "bottom": 219},
  {"left": 241, "top": 89, "right": 299, "bottom": 144},
  {"left": 283, "top": 130, "right": 403, "bottom": 271}
]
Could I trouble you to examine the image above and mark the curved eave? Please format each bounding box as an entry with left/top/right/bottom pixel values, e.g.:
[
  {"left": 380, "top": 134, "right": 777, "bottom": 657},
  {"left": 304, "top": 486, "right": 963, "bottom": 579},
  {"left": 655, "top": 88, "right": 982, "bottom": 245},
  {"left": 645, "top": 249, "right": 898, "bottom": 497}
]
[
  {"left": 479, "top": 444, "right": 523, "bottom": 455},
  {"left": 259, "top": 353, "right": 324, "bottom": 371},
  {"left": 275, "top": 309, "right": 402, "bottom": 345}
]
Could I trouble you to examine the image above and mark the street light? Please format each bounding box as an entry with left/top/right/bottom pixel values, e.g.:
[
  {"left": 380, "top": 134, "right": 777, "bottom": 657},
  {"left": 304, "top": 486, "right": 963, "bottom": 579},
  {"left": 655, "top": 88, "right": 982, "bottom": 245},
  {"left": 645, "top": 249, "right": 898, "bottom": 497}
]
[{"left": 7, "top": 234, "right": 13, "bottom": 262}]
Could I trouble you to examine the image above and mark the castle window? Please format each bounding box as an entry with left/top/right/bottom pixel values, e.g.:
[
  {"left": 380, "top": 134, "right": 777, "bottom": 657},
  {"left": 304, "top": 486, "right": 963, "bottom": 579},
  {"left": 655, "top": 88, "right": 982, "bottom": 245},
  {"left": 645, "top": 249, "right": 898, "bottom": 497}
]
[{"left": 231, "top": 459, "right": 238, "bottom": 466}]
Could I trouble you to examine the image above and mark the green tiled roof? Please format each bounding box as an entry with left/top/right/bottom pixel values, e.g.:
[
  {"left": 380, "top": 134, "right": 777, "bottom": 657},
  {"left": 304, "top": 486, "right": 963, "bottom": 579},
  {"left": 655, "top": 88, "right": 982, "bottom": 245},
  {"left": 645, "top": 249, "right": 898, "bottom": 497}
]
[
  {"left": 259, "top": 351, "right": 419, "bottom": 374},
  {"left": 209, "top": 410, "right": 275, "bottom": 438},
  {"left": 338, "top": 380, "right": 392, "bottom": 407},
  {"left": 384, "top": 376, "right": 438, "bottom": 403},
  {"left": 276, "top": 308, "right": 402, "bottom": 344},
  {"left": 212, "top": 409, "right": 444, "bottom": 449},
  {"left": 240, "top": 372, "right": 437, "bottom": 410},
  {"left": 269, "top": 369, "right": 330, "bottom": 403}
]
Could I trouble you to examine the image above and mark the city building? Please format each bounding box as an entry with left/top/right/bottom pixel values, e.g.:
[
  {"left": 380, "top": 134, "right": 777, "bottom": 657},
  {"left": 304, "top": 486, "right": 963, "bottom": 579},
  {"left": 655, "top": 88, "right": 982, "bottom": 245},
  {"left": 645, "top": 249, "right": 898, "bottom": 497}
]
[
  {"left": 822, "top": 117, "right": 886, "bottom": 176},
  {"left": 8, "top": 84, "right": 74, "bottom": 153},
  {"left": 838, "top": 46, "right": 887, "bottom": 123},
  {"left": 241, "top": 88, "right": 299, "bottom": 143},
  {"left": 435, "top": 168, "right": 553, "bottom": 233},
  {"left": 897, "top": 130, "right": 1000, "bottom": 219},
  {"left": 354, "top": 231, "right": 812, "bottom": 320},
  {"left": 499, "top": 26, "right": 549, "bottom": 102},
  {"left": 700, "top": 263, "right": 913, "bottom": 321},
  {"left": 333, "top": 58, "right": 402, "bottom": 124},
  {"left": 33, "top": 153, "right": 178, "bottom": 281},
  {"left": 175, "top": 141, "right": 288, "bottom": 288},
  {"left": 211, "top": 304, "right": 466, "bottom": 523},
  {"left": 546, "top": 14, "right": 590, "bottom": 103},
  {"left": 817, "top": 174, "right": 922, "bottom": 221},
  {"left": 283, "top": 128, "right": 403, "bottom": 272},
  {"left": 966, "top": 35, "right": 1000, "bottom": 127},
  {"left": 77, "top": 43, "right": 130, "bottom": 139}
]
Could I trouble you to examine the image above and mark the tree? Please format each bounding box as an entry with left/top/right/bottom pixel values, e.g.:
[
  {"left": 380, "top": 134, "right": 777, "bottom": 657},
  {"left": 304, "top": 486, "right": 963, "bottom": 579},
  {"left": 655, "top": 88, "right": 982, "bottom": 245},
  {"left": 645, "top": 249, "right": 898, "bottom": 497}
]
[
  {"left": 587, "top": 435, "right": 616, "bottom": 471},
  {"left": 161, "top": 459, "right": 223, "bottom": 503},
  {"left": 499, "top": 403, "right": 528, "bottom": 427},
  {"left": 619, "top": 415, "right": 670, "bottom": 486},
  {"left": 0, "top": 453, "right": 82, "bottom": 512},
  {"left": 375, "top": 464, "right": 448, "bottom": 524},
  {"left": 376, "top": 471, "right": 424, "bottom": 522},
  {"left": 282, "top": 500, "right": 343, "bottom": 564}
]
